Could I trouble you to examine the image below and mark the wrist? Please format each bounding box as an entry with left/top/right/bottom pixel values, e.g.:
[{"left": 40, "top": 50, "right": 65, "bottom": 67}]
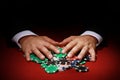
[
  {"left": 81, "top": 30, "right": 103, "bottom": 46},
  {"left": 12, "top": 30, "right": 37, "bottom": 48},
  {"left": 19, "top": 35, "right": 36, "bottom": 45}
]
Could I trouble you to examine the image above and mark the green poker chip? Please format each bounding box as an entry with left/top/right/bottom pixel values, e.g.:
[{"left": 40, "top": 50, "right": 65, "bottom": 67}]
[
  {"left": 58, "top": 47, "right": 63, "bottom": 53},
  {"left": 45, "top": 64, "right": 58, "bottom": 73},
  {"left": 80, "top": 60, "right": 86, "bottom": 65},
  {"left": 30, "top": 53, "right": 48, "bottom": 64},
  {"left": 54, "top": 53, "right": 67, "bottom": 59},
  {"left": 53, "top": 47, "right": 67, "bottom": 59},
  {"left": 35, "top": 57, "right": 48, "bottom": 64},
  {"left": 41, "top": 63, "right": 48, "bottom": 68}
]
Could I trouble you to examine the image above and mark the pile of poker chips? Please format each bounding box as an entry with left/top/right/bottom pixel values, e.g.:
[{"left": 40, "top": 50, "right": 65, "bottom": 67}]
[{"left": 29, "top": 47, "right": 91, "bottom": 74}]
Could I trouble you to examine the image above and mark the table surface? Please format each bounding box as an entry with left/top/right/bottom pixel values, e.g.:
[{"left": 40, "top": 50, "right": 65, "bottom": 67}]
[{"left": 0, "top": 35, "right": 120, "bottom": 80}]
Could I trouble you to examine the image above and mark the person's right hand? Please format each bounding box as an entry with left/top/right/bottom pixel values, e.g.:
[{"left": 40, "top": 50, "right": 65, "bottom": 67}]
[{"left": 19, "top": 35, "right": 59, "bottom": 61}]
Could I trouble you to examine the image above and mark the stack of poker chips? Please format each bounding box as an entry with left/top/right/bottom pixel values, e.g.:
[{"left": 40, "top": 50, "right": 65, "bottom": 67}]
[{"left": 29, "top": 47, "right": 91, "bottom": 74}]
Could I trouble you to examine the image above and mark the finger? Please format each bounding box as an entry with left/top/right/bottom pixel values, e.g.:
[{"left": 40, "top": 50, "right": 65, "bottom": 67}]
[
  {"left": 25, "top": 52, "right": 31, "bottom": 61},
  {"left": 43, "top": 36, "right": 59, "bottom": 45},
  {"left": 77, "top": 46, "right": 88, "bottom": 60},
  {"left": 37, "top": 46, "right": 53, "bottom": 59},
  {"left": 32, "top": 48, "right": 45, "bottom": 60},
  {"left": 24, "top": 50, "right": 32, "bottom": 61},
  {"left": 89, "top": 48, "right": 96, "bottom": 61},
  {"left": 67, "top": 44, "right": 82, "bottom": 58},
  {"left": 45, "top": 42, "right": 59, "bottom": 53},
  {"left": 62, "top": 41, "right": 76, "bottom": 53},
  {"left": 59, "top": 36, "right": 73, "bottom": 46}
]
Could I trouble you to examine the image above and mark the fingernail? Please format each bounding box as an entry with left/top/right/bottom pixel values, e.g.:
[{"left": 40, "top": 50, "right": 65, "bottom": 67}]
[
  {"left": 56, "top": 50, "right": 60, "bottom": 53},
  {"left": 49, "top": 55, "right": 53, "bottom": 59},
  {"left": 90, "top": 59, "right": 95, "bottom": 62},
  {"left": 67, "top": 53, "right": 71, "bottom": 57},
  {"left": 62, "top": 50, "right": 65, "bottom": 53},
  {"left": 41, "top": 56, "right": 45, "bottom": 59},
  {"left": 27, "top": 58, "right": 30, "bottom": 61}
]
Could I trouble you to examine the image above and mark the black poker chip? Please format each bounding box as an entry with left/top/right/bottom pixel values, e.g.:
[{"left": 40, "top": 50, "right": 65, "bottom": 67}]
[
  {"left": 83, "top": 55, "right": 91, "bottom": 61},
  {"left": 74, "top": 65, "right": 89, "bottom": 72}
]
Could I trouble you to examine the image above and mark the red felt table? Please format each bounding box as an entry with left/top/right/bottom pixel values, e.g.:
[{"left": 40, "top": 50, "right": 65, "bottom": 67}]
[{"left": 0, "top": 32, "right": 120, "bottom": 80}]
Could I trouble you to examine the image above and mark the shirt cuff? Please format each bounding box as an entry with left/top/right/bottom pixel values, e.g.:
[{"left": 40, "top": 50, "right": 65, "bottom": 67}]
[
  {"left": 12, "top": 30, "right": 37, "bottom": 48},
  {"left": 81, "top": 30, "right": 103, "bottom": 46}
]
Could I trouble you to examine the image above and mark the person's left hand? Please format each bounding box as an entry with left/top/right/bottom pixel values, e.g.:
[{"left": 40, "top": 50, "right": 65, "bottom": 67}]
[{"left": 59, "top": 35, "right": 98, "bottom": 61}]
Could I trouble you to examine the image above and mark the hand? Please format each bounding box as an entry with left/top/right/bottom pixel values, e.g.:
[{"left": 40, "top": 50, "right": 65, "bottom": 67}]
[
  {"left": 59, "top": 35, "right": 98, "bottom": 61},
  {"left": 19, "top": 35, "right": 59, "bottom": 61}
]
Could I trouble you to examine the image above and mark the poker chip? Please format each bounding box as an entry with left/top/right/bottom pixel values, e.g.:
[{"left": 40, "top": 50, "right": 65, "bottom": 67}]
[
  {"left": 57, "top": 64, "right": 69, "bottom": 71},
  {"left": 80, "top": 60, "right": 86, "bottom": 65},
  {"left": 30, "top": 53, "right": 48, "bottom": 64},
  {"left": 71, "top": 60, "right": 78, "bottom": 67},
  {"left": 54, "top": 53, "right": 67, "bottom": 59},
  {"left": 83, "top": 55, "right": 91, "bottom": 61},
  {"left": 58, "top": 47, "right": 63, "bottom": 53},
  {"left": 58, "top": 67, "right": 66, "bottom": 71},
  {"left": 45, "top": 64, "right": 58, "bottom": 73},
  {"left": 41, "top": 63, "right": 48, "bottom": 68},
  {"left": 47, "top": 60, "right": 56, "bottom": 65},
  {"left": 59, "top": 57, "right": 69, "bottom": 64},
  {"left": 27, "top": 47, "right": 91, "bottom": 74},
  {"left": 74, "top": 65, "right": 89, "bottom": 72}
]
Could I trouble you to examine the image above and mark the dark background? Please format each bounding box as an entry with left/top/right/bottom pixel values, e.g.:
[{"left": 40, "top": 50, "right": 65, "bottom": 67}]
[{"left": 0, "top": 0, "right": 120, "bottom": 42}]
